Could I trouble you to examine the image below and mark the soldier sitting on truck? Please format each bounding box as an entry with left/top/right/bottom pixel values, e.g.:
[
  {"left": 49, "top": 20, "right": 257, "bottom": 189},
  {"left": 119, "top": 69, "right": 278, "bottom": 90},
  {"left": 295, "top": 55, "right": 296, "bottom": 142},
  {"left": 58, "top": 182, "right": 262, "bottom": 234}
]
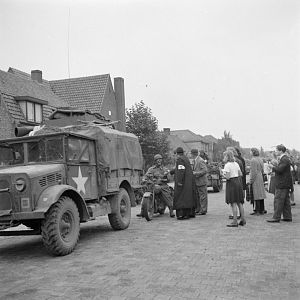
[{"left": 137, "top": 154, "right": 175, "bottom": 218}]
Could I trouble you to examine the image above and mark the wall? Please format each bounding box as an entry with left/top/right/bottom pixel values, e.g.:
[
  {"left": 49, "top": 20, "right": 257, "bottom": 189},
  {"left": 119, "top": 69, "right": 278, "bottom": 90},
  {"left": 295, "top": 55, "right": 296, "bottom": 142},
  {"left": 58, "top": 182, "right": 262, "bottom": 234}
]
[
  {"left": 101, "top": 79, "right": 118, "bottom": 124},
  {"left": 0, "top": 94, "right": 15, "bottom": 139},
  {"left": 114, "top": 77, "right": 126, "bottom": 132}
]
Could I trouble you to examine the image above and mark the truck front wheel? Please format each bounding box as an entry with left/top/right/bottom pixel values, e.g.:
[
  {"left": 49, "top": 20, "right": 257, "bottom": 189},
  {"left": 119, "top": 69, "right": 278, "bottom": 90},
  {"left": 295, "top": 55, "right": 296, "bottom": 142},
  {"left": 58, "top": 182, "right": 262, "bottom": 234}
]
[
  {"left": 108, "top": 188, "right": 131, "bottom": 230},
  {"left": 41, "top": 196, "right": 80, "bottom": 256}
]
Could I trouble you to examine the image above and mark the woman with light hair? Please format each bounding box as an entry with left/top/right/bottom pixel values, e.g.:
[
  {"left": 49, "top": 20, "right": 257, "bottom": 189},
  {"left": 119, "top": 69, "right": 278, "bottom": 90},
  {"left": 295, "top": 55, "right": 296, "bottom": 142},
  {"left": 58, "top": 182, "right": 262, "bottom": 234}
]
[
  {"left": 222, "top": 150, "right": 246, "bottom": 227},
  {"left": 249, "top": 147, "right": 266, "bottom": 215}
]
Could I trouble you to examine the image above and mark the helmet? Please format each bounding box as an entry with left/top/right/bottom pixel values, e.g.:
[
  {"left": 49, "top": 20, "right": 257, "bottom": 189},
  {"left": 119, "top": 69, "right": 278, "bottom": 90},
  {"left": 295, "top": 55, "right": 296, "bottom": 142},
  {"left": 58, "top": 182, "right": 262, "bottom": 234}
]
[{"left": 154, "top": 154, "right": 163, "bottom": 161}]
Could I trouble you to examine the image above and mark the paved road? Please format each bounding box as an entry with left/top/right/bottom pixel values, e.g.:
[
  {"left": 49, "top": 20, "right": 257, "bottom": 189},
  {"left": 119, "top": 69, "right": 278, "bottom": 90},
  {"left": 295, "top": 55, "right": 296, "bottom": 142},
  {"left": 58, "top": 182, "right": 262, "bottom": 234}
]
[{"left": 0, "top": 185, "right": 299, "bottom": 300}]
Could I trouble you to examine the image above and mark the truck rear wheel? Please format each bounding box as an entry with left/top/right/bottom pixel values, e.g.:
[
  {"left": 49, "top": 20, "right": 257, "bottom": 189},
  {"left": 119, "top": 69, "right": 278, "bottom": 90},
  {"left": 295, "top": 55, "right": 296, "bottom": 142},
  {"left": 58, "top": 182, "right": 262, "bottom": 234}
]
[
  {"left": 108, "top": 188, "right": 131, "bottom": 230},
  {"left": 41, "top": 196, "right": 80, "bottom": 256}
]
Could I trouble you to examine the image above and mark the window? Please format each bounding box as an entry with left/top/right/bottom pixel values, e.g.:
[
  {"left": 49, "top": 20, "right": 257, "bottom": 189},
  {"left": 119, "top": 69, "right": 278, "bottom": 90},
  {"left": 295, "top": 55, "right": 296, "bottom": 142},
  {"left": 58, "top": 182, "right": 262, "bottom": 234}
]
[
  {"left": 0, "top": 143, "right": 24, "bottom": 166},
  {"left": 18, "top": 101, "right": 43, "bottom": 123},
  {"left": 27, "top": 137, "right": 64, "bottom": 163},
  {"left": 68, "top": 138, "right": 90, "bottom": 162}
]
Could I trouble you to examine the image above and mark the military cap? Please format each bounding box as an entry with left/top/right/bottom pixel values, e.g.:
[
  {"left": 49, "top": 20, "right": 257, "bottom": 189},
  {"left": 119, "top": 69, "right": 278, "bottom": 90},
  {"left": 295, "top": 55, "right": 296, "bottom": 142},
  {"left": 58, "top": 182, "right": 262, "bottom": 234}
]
[
  {"left": 191, "top": 149, "right": 198, "bottom": 155},
  {"left": 154, "top": 154, "right": 163, "bottom": 161},
  {"left": 176, "top": 147, "right": 184, "bottom": 154}
]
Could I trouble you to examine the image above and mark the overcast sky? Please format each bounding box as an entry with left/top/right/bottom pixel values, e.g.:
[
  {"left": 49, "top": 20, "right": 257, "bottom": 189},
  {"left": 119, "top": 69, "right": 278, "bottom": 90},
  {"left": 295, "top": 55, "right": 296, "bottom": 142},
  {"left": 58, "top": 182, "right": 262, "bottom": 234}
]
[{"left": 1, "top": 0, "right": 299, "bottom": 151}]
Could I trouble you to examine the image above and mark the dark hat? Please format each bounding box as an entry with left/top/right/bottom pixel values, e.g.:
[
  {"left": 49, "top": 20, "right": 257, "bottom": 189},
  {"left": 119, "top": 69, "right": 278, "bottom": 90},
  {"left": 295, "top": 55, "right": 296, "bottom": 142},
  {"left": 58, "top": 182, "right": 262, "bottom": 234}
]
[
  {"left": 176, "top": 147, "right": 184, "bottom": 154},
  {"left": 191, "top": 149, "right": 198, "bottom": 155}
]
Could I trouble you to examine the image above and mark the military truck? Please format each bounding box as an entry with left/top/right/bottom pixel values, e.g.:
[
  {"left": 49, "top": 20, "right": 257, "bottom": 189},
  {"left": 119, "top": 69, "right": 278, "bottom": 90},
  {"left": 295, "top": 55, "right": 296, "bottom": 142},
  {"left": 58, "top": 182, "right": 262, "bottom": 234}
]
[
  {"left": 0, "top": 122, "right": 143, "bottom": 255},
  {"left": 207, "top": 162, "right": 223, "bottom": 192}
]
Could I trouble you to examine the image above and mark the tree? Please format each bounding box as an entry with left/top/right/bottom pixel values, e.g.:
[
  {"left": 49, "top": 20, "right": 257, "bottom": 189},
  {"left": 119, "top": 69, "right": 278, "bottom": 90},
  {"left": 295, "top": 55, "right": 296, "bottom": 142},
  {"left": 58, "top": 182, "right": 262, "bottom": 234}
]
[
  {"left": 126, "top": 101, "right": 171, "bottom": 170},
  {"left": 213, "top": 130, "right": 240, "bottom": 161}
]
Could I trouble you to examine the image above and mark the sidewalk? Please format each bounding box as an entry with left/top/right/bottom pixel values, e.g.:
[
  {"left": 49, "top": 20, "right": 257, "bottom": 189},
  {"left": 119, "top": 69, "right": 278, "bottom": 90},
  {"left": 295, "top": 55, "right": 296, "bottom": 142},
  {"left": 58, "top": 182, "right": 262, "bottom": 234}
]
[{"left": 0, "top": 185, "right": 299, "bottom": 300}]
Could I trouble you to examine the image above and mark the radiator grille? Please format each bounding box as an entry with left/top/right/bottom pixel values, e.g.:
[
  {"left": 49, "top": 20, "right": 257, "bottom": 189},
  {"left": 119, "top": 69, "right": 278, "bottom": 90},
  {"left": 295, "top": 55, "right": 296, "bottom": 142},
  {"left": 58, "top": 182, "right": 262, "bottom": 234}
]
[{"left": 39, "top": 173, "right": 62, "bottom": 187}]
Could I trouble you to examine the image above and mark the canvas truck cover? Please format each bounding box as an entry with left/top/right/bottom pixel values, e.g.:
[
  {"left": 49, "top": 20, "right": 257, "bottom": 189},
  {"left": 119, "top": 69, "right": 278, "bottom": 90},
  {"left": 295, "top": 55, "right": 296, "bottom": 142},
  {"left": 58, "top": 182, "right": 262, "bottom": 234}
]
[
  {"left": 33, "top": 124, "right": 143, "bottom": 172},
  {"left": 70, "top": 125, "right": 143, "bottom": 172}
]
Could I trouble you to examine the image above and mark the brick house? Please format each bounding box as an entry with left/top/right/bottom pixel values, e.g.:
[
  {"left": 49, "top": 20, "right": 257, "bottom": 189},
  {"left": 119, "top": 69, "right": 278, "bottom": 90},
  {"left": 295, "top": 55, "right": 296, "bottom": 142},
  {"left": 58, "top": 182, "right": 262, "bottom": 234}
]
[
  {"left": 163, "top": 128, "right": 213, "bottom": 159},
  {"left": 0, "top": 67, "right": 126, "bottom": 139}
]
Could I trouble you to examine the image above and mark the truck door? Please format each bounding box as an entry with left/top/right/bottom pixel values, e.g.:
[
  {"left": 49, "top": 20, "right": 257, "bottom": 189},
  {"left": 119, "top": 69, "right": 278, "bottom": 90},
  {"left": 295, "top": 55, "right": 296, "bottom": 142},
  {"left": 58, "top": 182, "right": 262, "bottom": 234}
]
[{"left": 67, "top": 137, "right": 98, "bottom": 200}]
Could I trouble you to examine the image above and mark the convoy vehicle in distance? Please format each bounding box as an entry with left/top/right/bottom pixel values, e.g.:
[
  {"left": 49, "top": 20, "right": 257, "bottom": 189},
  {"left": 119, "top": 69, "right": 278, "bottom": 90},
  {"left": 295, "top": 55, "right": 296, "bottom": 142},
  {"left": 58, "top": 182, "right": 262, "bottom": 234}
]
[
  {"left": 0, "top": 121, "right": 143, "bottom": 256},
  {"left": 207, "top": 162, "right": 223, "bottom": 192}
]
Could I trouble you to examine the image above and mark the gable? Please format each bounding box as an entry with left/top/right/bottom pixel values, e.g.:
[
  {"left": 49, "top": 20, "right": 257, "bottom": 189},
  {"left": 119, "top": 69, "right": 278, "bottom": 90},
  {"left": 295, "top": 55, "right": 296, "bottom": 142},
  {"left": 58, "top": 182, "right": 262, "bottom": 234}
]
[{"left": 50, "top": 74, "right": 110, "bottom": 114}]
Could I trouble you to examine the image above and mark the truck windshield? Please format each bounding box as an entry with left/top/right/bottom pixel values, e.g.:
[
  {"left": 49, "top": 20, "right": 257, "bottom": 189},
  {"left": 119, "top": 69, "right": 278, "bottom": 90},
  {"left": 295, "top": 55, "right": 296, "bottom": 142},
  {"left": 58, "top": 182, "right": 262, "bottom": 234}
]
[
  {"left": 0, "top": 143, "right": 24, "bottom": 166},
  {"left": 28, "top": 137, "right": 64, "bottom": 163}
]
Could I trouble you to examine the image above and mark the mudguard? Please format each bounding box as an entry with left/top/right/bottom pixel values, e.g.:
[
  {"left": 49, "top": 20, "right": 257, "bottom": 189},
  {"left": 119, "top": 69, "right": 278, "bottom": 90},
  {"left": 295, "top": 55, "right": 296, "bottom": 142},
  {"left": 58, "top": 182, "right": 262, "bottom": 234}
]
[{"left": 35, "top": 184, "right": 90, "bottom": 221}]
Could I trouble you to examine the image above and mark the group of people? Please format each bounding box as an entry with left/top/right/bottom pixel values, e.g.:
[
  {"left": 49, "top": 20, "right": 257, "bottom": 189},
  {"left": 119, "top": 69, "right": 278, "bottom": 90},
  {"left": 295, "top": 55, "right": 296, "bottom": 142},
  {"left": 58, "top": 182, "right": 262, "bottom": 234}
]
[
  {"left": 223, "top": 144, "right": 294, "bottom": 227},
  {"left": 136, "top": 147, "right": 209, "bottom": 220},
  {"left": 137, "top": 143, "right": 295, "bottom": 226}
]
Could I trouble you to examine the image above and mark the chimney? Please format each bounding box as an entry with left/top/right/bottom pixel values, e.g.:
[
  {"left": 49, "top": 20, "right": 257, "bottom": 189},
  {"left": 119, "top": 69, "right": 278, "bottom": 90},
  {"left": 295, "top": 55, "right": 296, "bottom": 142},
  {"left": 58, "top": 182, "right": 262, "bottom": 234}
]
[
  {"left": 31, "top": 70, "right": 43, "bottom": 83},
  {"left": 114, "top": 77, "right": 126, "bottom": 132},
  {"left": 163, "top": 128, "right": 171, "bottom": 135}
]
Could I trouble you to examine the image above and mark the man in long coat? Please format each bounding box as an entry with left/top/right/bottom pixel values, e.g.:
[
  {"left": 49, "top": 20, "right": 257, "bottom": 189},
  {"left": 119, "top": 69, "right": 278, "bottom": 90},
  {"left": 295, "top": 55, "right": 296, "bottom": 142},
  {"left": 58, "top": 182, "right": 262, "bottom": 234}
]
[{"left": 173, "top": 147, "right": 195, "bottom": 220}]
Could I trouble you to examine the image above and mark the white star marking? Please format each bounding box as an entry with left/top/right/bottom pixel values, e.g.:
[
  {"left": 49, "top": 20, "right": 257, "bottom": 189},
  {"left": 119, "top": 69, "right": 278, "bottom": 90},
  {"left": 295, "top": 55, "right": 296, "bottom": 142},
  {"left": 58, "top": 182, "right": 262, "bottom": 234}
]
[{"left": 72, "top": 167, "right": 88, "bottom": 195}]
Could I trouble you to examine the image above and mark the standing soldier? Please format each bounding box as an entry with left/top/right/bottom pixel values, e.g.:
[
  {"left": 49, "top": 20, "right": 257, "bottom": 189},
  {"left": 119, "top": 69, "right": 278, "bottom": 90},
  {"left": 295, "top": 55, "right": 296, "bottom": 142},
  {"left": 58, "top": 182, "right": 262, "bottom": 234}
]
[
  {"left": 137, "top": 154, "right": 175, "bottom": 218},
  {"left": 190, "top": 149, "right": 208, "bottom": 215}
]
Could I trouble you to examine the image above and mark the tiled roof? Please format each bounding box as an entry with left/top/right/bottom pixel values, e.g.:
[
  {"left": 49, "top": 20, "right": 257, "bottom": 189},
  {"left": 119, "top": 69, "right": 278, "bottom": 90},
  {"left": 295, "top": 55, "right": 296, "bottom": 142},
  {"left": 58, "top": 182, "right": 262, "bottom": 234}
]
[
  {"left": 2, "top": 94, "right": 25, "bottom": 121},
  {"left": 203, "top": 135, "right": 218, "bottom": 143},
  {"left": 0, "top": 69, "right": 67, "bottom": 108},
  {"left": 50, "top": 74, "right": 110, "bottom": 114},
  {"left": 167, "top": 134, "right": 190, "bottom": 153},
  {"left": 170, "top": 130, "right": 203, "bottom": 142},
  {"left": 185, "top": 141, "right": 208, "bottom": 149}
]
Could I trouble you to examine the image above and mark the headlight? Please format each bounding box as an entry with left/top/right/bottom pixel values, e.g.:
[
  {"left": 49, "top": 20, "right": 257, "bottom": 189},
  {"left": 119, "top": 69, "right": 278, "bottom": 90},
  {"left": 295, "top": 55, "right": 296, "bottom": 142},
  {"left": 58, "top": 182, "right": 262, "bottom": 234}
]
[{"left": 15, "top": 178, "right": 26, "bottom": 192}]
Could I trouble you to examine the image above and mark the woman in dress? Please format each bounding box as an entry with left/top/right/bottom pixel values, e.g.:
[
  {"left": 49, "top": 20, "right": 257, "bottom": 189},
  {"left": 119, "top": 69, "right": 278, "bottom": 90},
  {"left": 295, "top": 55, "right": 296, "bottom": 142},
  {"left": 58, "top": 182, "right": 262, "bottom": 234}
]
[
  {"left": 249, "top": 148, "right": 266, "bottom": 215},
  {"left": 223, "top": 150, "right": 246, "bottom": 227}
]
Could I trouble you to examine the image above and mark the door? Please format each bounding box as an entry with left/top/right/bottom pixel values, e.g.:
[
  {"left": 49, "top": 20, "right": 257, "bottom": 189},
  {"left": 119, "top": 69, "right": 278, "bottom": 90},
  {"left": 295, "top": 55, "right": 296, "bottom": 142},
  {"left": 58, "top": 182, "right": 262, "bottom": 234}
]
[{"left": 67, "top": 137, "right": 98, "bottom": 200}]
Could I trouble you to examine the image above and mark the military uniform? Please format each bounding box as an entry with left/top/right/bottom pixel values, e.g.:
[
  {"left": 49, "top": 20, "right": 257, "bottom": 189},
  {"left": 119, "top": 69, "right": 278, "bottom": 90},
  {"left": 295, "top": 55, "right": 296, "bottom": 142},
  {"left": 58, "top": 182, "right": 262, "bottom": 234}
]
[{"left": 144, "top": 165, "right": 173, "bottom": 210}]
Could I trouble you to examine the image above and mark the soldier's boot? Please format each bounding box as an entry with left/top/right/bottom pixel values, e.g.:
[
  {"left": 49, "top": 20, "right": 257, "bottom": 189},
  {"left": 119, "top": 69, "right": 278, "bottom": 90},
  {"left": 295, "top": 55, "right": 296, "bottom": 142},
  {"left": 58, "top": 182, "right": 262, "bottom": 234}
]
[{"left": 169, "top": 206, "right": 175, "bottom": 218}]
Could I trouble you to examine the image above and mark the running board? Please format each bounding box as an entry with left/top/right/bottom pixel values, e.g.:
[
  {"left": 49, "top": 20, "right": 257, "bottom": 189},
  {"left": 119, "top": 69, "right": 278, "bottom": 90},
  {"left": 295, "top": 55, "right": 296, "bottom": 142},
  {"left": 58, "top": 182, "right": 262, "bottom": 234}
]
[{"left": 0, "top": 229, "right": 40, "bottom": 236}]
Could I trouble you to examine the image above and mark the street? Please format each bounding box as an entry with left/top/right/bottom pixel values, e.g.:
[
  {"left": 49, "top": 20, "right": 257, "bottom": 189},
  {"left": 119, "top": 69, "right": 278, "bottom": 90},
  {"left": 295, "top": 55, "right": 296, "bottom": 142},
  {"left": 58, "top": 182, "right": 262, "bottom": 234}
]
[{"left": 0, "top": 185, "right": 299, "bottom": 300}]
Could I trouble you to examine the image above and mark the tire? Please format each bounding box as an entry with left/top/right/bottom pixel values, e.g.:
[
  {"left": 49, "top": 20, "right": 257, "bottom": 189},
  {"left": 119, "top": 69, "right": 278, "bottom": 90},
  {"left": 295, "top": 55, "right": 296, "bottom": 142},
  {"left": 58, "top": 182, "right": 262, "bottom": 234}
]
[
  {"left": 157, "top": 201, "right": 166, "bottom": 215},
  {"left": 158, "top": 208, "right": 165, "bottom": 215},
  {"left": 213, "top": 179, "right": 223, "bottom": 192},
  {"left": 41, "top": 196, "right": 80, "bottom": 256},
  {"left": 108, "top": 188, "right": 131, "bottom": 230},
  {"left": 22, "top": 220, "right": 41, "bottom": 231},
  {"left": 141, "top": 196, "right": 154, "bottom": 221}
]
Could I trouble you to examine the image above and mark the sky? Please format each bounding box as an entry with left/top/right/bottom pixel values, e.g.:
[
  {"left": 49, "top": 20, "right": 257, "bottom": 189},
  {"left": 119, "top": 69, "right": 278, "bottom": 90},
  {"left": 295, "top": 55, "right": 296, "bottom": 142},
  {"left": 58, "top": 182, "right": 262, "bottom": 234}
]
[{"left": 1, "top": 0, "right": 299, "bottom": 151}]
